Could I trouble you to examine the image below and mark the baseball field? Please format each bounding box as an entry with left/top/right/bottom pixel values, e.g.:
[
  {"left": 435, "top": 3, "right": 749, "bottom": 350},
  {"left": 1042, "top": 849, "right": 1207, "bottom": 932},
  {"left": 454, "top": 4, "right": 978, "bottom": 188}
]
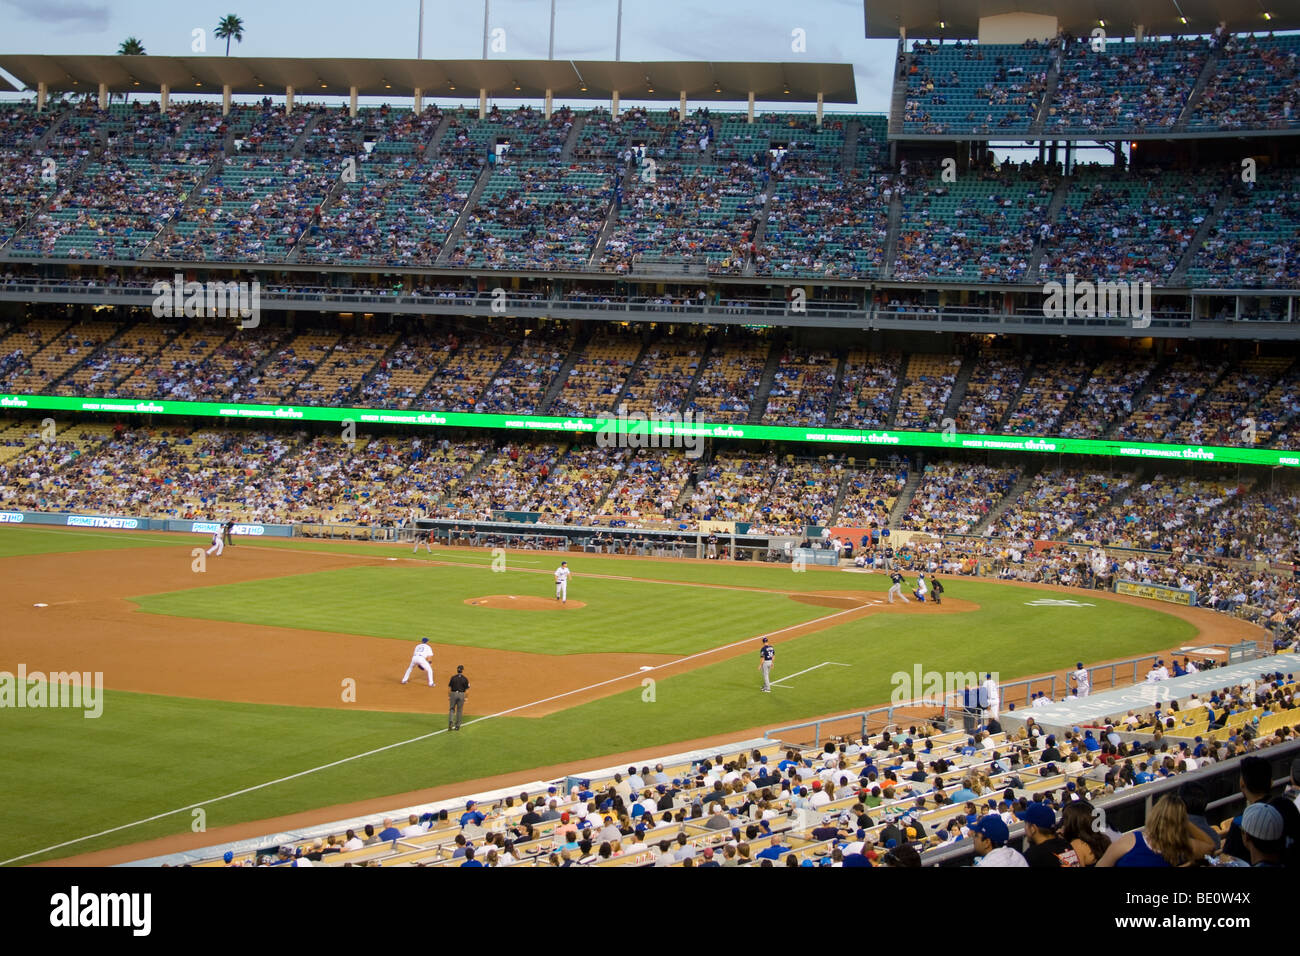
[{"left": 0, "top": 525, "right": 1261, "bottom": 865}]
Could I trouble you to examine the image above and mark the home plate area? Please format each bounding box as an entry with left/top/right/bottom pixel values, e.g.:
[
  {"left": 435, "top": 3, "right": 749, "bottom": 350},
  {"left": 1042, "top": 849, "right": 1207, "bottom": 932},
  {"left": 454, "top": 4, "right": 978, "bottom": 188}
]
[{"left": 463, "top": 594, "right": 587, "bottom": 610}]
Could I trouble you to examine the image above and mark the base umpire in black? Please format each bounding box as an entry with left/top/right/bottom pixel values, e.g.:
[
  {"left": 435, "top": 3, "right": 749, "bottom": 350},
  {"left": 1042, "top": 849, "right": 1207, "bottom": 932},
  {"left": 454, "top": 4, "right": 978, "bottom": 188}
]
[{"left": 448, "top": 665, "right": 469, "bottom": 731}]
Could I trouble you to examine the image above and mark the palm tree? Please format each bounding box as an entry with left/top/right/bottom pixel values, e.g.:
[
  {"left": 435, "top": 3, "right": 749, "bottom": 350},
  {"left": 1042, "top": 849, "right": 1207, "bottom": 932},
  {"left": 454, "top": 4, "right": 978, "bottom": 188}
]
[
  {"left": 215, "top": 15, "right": 245, "bottom": 56},
  {"left": 114, "top": 38, "right": 146, "bottom": 103}
]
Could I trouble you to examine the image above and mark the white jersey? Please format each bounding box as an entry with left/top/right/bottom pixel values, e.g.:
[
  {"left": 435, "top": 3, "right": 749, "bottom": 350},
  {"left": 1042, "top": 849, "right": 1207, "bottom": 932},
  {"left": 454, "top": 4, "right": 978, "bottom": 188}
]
[
  {"left": 412, "top": 643, "right": 433, "bottom": 663},
  {"left": 555, "top": 566, "right": 571, "bottom": 584},
  {"left": 1074, "top": 667, "right": 1090, "bottom": 688},
  {"left": 983, "top": 679, "right": 1000, "bottom": 705}
]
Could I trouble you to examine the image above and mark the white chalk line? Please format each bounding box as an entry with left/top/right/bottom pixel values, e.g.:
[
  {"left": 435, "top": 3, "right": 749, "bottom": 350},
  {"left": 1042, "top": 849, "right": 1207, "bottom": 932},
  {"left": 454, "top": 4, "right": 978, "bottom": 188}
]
[
  {"left": 770, "top": 661, "right": 852, "bottom": 687},
  {"left": 1, "top": 603, "right": 871, "bottom": 866}
]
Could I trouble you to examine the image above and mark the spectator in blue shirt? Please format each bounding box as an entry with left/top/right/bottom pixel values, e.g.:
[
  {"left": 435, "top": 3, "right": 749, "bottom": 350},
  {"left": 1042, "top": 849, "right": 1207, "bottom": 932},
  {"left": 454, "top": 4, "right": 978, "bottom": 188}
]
[
  {"left": 756, "top": 840, "right": 791, "bottom": 861},
  {"left": 377, "top": 818, "right": 401, "bottom": 842},
  {"left": 459, "top": 846, "right": 483, "bottom": 867},
  {"left": 459, "top": 800, "right": 486, "bottom": 828}
]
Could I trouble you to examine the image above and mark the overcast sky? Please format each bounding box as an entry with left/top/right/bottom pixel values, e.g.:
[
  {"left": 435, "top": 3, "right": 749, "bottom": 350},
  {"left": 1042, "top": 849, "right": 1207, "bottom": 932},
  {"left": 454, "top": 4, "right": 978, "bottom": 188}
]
[{"left": 0, "top": 0, "right": 902, "bottom": 113}]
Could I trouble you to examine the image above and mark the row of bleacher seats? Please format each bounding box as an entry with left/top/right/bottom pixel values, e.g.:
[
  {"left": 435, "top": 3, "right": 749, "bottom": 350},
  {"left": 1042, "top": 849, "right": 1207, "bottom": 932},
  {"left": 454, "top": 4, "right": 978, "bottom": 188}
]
[
  {"left": 3, "top": 96, "right": 1298, "bottom": 284},
  {"left": 902, "top": 32, "right": 1300, "bottom": 137},
  {"left": 4, "top": 316, "right": 1300, "bottom": 447},
  {"left": 191, "top": 665, "right": 1300, "bottom": 867}
]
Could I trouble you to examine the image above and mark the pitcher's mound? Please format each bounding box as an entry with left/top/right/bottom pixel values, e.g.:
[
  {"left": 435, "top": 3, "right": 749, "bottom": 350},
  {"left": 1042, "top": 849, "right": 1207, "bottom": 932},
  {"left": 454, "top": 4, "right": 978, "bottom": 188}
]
[{"left": 464, "top": 595, "right": 586, "bottom": 611}]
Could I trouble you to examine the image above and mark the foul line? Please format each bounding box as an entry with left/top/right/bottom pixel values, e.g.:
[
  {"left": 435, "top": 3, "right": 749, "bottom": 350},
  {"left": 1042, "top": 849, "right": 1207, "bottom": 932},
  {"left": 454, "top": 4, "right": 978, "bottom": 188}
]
[
  {"left": 0, "top": 603, "right": 870, "bottom": 866},
  {"left": 770, "top": 661, "right": 852, "bottom": 687}
]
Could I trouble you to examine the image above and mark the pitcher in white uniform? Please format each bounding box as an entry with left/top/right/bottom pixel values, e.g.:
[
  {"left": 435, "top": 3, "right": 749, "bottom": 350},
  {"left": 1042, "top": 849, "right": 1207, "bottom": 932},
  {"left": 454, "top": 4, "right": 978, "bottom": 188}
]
[
  {"left": 402, "top": 637, "right": 434, "bottom": 686},
  {"left": 206, "top": 529, "right": 224, "bottom": 557},
  {"left": 555, "top": 561, "right": 571, "bottom": 603}
]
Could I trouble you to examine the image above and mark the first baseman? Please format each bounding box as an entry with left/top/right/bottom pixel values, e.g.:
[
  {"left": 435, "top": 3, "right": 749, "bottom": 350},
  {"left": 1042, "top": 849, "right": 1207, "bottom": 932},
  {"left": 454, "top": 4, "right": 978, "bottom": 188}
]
[
  {"left": 759, "top": 637, "right": 775, "bottom": 692},
  {"left": 555, "top": 561, "right": 571, "bottom": 603},
  {"left": 402, "top": 637, "right": 434, "bottom": 686}
]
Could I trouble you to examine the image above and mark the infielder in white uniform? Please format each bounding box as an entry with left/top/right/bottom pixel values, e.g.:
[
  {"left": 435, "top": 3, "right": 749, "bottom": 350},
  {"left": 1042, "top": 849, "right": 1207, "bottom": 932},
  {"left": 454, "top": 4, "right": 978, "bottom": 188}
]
[
  {"left": 1072, "top": 662, "right": 1091, "bottom": 698},
  {"left": 401, "top": 637, "right": 434, "bottom": 686},
  {"left": 206, "top": 529, "right": 224, "bottom": 557},
  {"left": 555, "top": 561, "right": 571, "bottom": 603}
]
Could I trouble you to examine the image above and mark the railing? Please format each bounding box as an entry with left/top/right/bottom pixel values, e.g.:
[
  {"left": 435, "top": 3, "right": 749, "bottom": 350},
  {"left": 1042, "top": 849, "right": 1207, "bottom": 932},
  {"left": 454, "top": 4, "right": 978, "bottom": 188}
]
[
  {"left": 763, "top": 645, "right": 1266, "bottom": 749},
  {"left": 293, "top": 522, "right": 396, "bottom": 541}
]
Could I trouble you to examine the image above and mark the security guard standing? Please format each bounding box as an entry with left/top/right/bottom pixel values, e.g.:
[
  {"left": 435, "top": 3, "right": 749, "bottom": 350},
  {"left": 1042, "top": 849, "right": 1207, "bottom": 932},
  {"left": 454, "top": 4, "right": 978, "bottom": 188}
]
[{"left": 448, "top": 665, "right": 469, "bottom": 731}]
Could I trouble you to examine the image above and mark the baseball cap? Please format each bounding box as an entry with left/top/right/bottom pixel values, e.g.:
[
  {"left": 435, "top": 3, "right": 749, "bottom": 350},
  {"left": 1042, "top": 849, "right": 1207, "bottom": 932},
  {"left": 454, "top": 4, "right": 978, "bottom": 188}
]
[
  {"left": 703, "top": 847, "right": 714, "bottom": 858},
  {"left": 1241, "top": 803, "right": 1285, "bottom": 842},
  {"left": 970, "top": 815, "right": 1010, "bottom": 846},
  {"left": 420, "top": 637, "right": 430, "bottom": 643},
  {"left": 223, "top": 851, "right": 234, "bottom": 864},
  {"left": 1022, "top": 803, "right": 1056, "bottom": 829}
]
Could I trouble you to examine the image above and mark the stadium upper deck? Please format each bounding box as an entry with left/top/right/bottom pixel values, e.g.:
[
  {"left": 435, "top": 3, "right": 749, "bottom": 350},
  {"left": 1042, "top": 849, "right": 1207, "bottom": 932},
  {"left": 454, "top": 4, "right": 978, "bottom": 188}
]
[{"left": 0, "top": 30, "right": 1295, "bottom": 294}]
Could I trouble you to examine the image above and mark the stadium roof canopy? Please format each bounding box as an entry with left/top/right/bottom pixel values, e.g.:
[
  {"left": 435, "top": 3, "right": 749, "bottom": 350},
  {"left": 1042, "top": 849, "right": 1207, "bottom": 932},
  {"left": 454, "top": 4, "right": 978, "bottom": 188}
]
[
  {"left": 0, "top": 55, "right": 857, "bottom": 103},
  {"left": 864, "top": 0, "right": 1296, "bottom": 39}
]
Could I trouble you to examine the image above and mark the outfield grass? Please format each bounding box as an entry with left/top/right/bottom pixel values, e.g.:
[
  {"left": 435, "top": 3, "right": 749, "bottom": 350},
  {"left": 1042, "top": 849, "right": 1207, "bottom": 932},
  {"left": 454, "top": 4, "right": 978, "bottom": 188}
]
[
  {"left": 131, "top": 564, "right": 862, "bottom": 655},
  {"left": 0, "top": 525, "right": 1199, "bottom": 864}
]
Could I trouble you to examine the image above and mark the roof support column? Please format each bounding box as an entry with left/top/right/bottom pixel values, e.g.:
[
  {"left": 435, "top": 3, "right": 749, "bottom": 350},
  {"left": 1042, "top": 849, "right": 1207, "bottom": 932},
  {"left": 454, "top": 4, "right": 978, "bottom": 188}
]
[
  {"left": 349, "top": 86, "right": 358, "bottom": 117},
  {"left": 98, "top": 82, "right": 108, "bottom": 111},
  {"left": 222, "top": 84, "right": 232, "bottom": 116},
  {"left": 544, "top": 88, "right": 553, "bottom": 120},
  {"left": 285, "top": 86, "right": 295, "bottom": 114},
  {"left": 746, "top": 91, "right": 754, "bottom": 123},
  {"left": 479, "top": 88, "right": 488, "bottom": 119},
  {"left": 816, "top": 92, "right": 823, "bottom": 126},
  {"left": 611, "top": 90, "right": 619, "bottom": 117},
  {"left": 1135, "top": 24, "right": 1145, "bottom": 42},
  {"left": 159, "top": 84, "right": 170, "bottom": 113},
  {"left": 413, "top": 88, "right": 423, "bottom": 112},
  {"left": 37, "top": 81, "right": 47, "bottom": 112},
  {"left": 679, "top": 91, "right": 686, "bottom": 117}
]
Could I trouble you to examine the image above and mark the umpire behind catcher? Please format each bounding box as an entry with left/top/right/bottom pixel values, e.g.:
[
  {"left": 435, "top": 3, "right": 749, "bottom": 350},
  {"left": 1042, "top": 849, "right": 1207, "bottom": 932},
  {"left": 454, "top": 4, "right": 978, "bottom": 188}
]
[{"left": 448, "top": 665, "right": 469, "bottom": 731}]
